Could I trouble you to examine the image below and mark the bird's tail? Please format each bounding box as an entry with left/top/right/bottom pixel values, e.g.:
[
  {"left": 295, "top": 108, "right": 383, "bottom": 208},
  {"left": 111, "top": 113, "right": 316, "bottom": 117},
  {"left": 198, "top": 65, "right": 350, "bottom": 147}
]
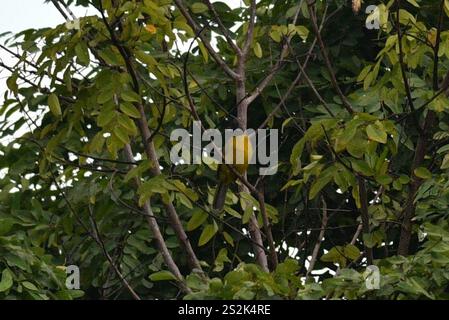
[{"left": 213, "top": 182, "right": 229, "bottom": 212}]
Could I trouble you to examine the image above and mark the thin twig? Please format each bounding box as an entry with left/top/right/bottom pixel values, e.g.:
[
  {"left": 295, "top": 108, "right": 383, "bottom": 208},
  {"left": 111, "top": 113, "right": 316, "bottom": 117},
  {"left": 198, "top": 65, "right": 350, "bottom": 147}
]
[{"left": 306, "top": 197, "right": 328, "bottom": 278}]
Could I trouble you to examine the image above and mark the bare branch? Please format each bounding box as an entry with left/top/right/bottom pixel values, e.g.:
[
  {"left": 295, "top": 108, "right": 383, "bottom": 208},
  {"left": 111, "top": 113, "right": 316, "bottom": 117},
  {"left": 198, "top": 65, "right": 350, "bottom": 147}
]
[
  {"left": 258, "top": 37, "right": 318, "bottom": 129},
  {"left": 358, "top": 177, "right": 374, "bottom": 265},
  {"left": 307, "top": 197, "right": 328, "bottom": 278},
  {"left": 244, "top": 4, "right": 302, "bottom": 106},
  {"left": 174, "top": 0, "right": 240, "bottom": 80},
  {"left": 49, "top": 0, "right": 69, "bottom": 20},
  {"left": 242, "top": 0, "right": 257, "bottom": 56},
  {"left": 123, "top": 144, "right": 190, "bottom": 293},
  {"left": 433, "top": 0, "right": 445, "bottom": 91},
  {"left": 203, "top": 0, "right": 242, "bottom": 55},
  {"left": 397, "top": 1, "right": 443, "bottom": 256},
  {"left": 395, "top": 0, "right": 417, "bottom": 115},
  {"left": 286, "top": 41, "right": 335, "bottom": 117},
  {"left": 350, "top": 224, "right": 363, "bottom": 245},
  {"left": 306, "top": 1, "right": 354, "bottom": 114},
  {"left": 95, "top": 1, "right": 203, "bottom": 272},
  {"left": 257, "top": 187, "right": 278, "bottom": 269},
  {"left": 88, "top": 204, "right": 142, "bottom": 300}
]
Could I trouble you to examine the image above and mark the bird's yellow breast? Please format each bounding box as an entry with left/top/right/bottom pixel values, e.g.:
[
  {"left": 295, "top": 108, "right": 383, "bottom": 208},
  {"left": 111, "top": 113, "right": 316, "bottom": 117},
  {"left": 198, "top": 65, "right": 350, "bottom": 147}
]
[{"left": 218, "top": 134, "right": 252, "bottom": 184}]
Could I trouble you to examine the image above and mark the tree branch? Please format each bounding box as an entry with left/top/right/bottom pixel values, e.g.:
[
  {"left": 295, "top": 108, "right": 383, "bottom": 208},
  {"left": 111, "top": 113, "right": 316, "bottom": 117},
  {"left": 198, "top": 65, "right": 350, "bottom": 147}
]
[
  {"left": 358, "top": 177, "right": 374, "bottom": 265},
  {"left": 88, "top": 204, "right": 141, "bottom": 300},
  {"left": 96, "top": 1, "right": 203, "bottom": 272},
  {"left": 202, "top": 0, "right": 242, "bottom": 55},
  {"left": 242, "top": 0, "right": 257, "bottom": 56},
  {"left": 395, "top": 0, "right": 417, "bottom": 115},
  {"left": 123, "top": 144, "right": 190, "bottom": 293},
  {"left": 244, "top": 3, "right": 302, "bottom": 106},
  {"left": 307, "top": 197, "right": 328, "bottom": 278},
  {"left": 173, "top": 0, "right": 241, "bottom": 80},
  {"left": 306, "top": 1, "right": 354, "bottom": 114}
]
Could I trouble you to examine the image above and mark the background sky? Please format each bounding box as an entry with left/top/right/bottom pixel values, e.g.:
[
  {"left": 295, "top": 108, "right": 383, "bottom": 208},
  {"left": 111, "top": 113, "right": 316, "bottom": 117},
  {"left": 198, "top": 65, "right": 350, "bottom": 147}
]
[{"left": 0, "top": 1, "right": 91, "bottom": 33}]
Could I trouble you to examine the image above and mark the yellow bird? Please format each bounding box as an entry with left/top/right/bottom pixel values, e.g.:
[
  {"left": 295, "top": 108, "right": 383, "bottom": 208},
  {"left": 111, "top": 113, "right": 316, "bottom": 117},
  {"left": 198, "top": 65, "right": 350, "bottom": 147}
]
[{"left": 213, "top": 134, "right": 253, "bottom": 211}]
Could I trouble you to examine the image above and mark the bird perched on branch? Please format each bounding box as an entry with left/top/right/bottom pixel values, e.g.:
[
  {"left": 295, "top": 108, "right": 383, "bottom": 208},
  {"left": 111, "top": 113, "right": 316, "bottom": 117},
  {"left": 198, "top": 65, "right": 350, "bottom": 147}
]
[{"left": 213, "top": 134, "right": 253, "bottom": 211}]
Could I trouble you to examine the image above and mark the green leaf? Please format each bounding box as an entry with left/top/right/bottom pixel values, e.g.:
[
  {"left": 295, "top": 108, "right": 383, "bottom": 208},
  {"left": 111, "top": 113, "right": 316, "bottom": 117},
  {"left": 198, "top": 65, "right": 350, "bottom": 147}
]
[
  {"left": 309, "top": 174, "right": 333, "bottom": 200},
  {"left": 242, "top": 204, "right": 253, "bottom": 224},
  {"left": 22, "top": 281, "right": 38, "bottom": 291},
  {"left": 120, "top": 103, "right": 141, "bottom": 118},
  {"left": 224, "top": 206, "right": 242, "bottom": 219},
  {"left": 197, "top": 40, "right": 209, "bottom": 62},
  {"left": 177, "top": 192, "right": 193, "bottom": 209},
  {"left": 441, "top": 154, "right": 449, "bottom": 169},
  {"left": 363, "top": 231, "right": 383, "bottom": 248},
  {"left": 437, "top": 144, "right": 449, "bottom": 154},
  {"left": 253, "top": 42, "right": 262, "bottom": 58},
  {"left": 124, "top": 160, "right": 152, "bottom": 182},
  {"left": 113, "top": 126, "right": 129, "bottom": 144},
  {"left": 135, "top": 50, "right": 158, "bottom": 66},
  {"left": 198, "top": 222, "right": 218, "bottom": 246},
  {"left": 186, "top": 273, "right": 208, "bottom": 291},
  {"left": 213, "top": 248, "right": 231, "bottom": 272},
  {"left": 191, "top": 2, "right": 208, "bottom": 13},
  {"left": 63, "top": 67, "right": 72, "bottom": 93},
  {"left": 344, "top": 244, "right": 361, "bottom": 260},
  {"left": 67, "top": 290, "right": 85, "bottom": 299},
  {"left": 97, "top": 90, "right": 112, "bottom": 104},
  {"left": 350, "top": 159, "right": 374, "bottom": 176},
  {"left": 347, "top": 137, "right": 367, "bottom": 158},
  {"left": 117, "top": 114, "right": 138, "bottom": 135},
  {"left": 357, "top": 65, "right": 372, "bottom": 82},
  {"left": 0, "top": 269, "right": 13, "bottom": 292},
  {"left": 366, "top": 123, "right": 387, "bottom": 144},
  {"left": 290, "top": 138, "right": 305, "bottom": 175},
  {"left": 149, "top": 271, "right": 177, "bottom": 281},
  {"left": 48, "top": 94, "right": 62, "bottom": 117},
  {"left": 270, "top": 31, "right": 281, "bottom": 43},
  {"left": 295, "top": 25, "right": 309, "bottom": 41},
  {"left": 127, "top": 236, "right": 152, "bottom": 254},
  {"left": 393, "top": 179, "right": 403, "bottom": 191},
  {"left": 97, "top": 109, "right": 115, "bottom": 127},
  {"left": 399, "top": 174, "right": 411, "bottom": 184},
  {"left": 406, "top": 0, "right": 420, "bottom": 7},
  {"left": 187, "top": 210, "right": 208, "bottom": 231},
  {"left": 75, "top": 42, "right": 90, "bottom": 66},
  {"left": 414, "top": 167, "right": 432, "bottom": 179},
  {"left": 320, "top": 246, "right": 346, "bottom": 267},
  {"left": 222, "top": 231, "right": 234, "bottom": 247},
  {"left": 138, "top": 176, "right": 168, "bottom": 197},
  {"left": 6, "top": 73, "right": 18, "bottom": 94},
  {"left": 0, "top": 218, "right": 14, "bottom": 236},
  {"left": 398, "top": 9, "right": 416, "bottom": 25},
  {"left": 98, "top": 48, "right": 123, "bottom": 66},
  {"left": 375, "top": 174, "right": 393, "bottom": 185},
  {"left": 121, "top": 90, "right": 141, "bottom": 103}
]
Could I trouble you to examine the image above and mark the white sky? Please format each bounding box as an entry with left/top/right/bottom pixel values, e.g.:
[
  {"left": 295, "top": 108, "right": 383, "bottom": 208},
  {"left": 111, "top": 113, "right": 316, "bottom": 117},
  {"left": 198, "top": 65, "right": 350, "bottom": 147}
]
[{"left": 0, "top": 1, "right": 91, "bottom": 33}]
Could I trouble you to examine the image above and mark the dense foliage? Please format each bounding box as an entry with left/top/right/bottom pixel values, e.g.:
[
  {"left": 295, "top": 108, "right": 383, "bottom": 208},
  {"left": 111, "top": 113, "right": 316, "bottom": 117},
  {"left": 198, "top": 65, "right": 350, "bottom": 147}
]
[{"left": 1, "top": 0, "right": 449, "bottom": 299}]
